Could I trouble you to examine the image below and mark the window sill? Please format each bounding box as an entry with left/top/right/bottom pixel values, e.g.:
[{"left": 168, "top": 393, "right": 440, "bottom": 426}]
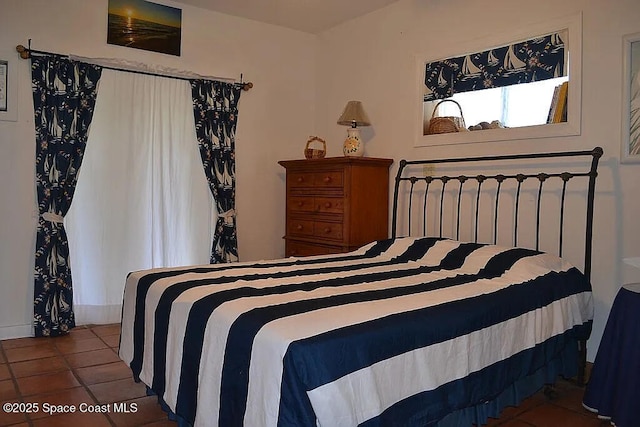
[{"left": 415, "top": 121, "right": 580, "bottom": 147}]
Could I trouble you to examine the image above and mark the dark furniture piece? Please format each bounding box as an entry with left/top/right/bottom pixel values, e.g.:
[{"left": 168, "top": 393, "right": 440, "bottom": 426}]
[
  {"left": 583, "top": 283, "right": 640, "bottom": 427},
  {"left": 279, "top": 157, "right": 393, "bottom": 257}
]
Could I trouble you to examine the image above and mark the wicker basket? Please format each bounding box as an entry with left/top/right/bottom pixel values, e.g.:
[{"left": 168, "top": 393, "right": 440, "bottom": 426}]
[
  {"left": 426, "top": 99, "right": 466, "bottom": 135},
  {"left": 304, "top": 136, "right": 326, "bottom": 159}
]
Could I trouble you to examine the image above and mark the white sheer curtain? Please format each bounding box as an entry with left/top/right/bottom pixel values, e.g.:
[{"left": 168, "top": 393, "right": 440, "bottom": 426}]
[{"left": 66, "top": 69, "right": 215, "bottom": 325}]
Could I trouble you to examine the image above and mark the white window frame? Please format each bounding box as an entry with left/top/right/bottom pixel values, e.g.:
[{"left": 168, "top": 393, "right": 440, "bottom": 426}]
[{"left": 414, "top": 12, "right": 582, "bottom": 147}]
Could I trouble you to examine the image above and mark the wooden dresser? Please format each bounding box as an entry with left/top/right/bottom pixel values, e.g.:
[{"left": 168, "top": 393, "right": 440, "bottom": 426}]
[{"left": 279, "top": 157, "right": 393, "bottom": 257}]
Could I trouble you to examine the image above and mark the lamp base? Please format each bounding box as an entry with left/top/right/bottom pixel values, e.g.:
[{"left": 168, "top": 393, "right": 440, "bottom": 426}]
[{"left": 343, "top": 128, "right": 364, "bottom": 157}]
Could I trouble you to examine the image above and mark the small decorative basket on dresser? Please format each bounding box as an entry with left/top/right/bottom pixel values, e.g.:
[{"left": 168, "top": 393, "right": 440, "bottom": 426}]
[{"left": 278, "top": 157, "right": 393, "bottom": 257}]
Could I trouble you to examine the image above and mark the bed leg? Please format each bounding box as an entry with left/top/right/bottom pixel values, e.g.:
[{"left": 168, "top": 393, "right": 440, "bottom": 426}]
[
  {"left": 543, "top": 385, "right": 558, "bottom": 400},
  {"left": 577, "top": 339, "right": 587, "bottom": 386}
]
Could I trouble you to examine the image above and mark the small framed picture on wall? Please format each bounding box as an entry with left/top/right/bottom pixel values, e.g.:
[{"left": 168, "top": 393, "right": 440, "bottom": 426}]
[
  {"left": 0, "top": 60, "right": 7, "bottom": 112},
  {"left": 0, "top": 52, "right": 18, "bottom": 122}
]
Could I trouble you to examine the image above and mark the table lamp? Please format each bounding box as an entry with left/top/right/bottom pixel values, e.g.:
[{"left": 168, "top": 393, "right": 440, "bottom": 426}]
[{"left": 337, "top": 100, "right": 371, "bottom": 157}]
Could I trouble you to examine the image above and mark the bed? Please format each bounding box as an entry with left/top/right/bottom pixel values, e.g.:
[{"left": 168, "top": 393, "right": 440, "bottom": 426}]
[{"left": 119, "top": 147, "right": 602, "bottom": 427}]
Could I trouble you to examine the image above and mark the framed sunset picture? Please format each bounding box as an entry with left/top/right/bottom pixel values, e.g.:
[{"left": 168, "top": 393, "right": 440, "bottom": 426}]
[{"left": 107, "top": 0, "right": 182, "bottom": 56}]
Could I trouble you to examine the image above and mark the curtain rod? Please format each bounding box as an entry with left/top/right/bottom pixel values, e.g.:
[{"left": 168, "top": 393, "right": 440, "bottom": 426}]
[{"left": 15, "top": 44, "right": 254, "bottom": 92}]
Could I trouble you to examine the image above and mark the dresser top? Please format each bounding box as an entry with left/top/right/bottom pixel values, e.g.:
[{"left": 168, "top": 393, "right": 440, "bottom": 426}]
[{"left": 279, "top": 157, "right": 393, "bottom": 169}]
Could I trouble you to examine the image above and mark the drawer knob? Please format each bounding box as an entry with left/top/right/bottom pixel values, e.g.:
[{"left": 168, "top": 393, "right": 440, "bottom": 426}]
[
  {"left": 323, "top": 176, "right": 332, "bottom": 183},
  {"left": 323, "top": 227, "right": 332, "bottom": 234},
  {"left": 324, "top": 202, "right": 332, "bottom": 208},
  {"left": 297, "top": 177, "right": 304, "bottom": 183},
  {"left": 297, "top": 201, "right": 304, "bottom": 207},
  {"left": 296, "top": 224, "right": 304, "bottom": 231}
]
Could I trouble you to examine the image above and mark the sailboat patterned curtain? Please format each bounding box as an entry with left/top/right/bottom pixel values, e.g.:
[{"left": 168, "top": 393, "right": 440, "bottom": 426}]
[
  {"left": 424, "top": 30, "right": 567, "bottom": 101},
  {"left": 31, "top": 55, "right": 102, "bottom": 337},
  {"left": 190, "top": 79, "right": 242, "bottom": 263}
]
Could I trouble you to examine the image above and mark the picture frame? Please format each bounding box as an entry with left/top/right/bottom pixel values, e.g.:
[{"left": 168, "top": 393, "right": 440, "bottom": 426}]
[
  {"left": 0, "top": 60, "right": 7, "bottom": 112},
  {"left": 0, "top": 53, "right": 18, "bottom": 122},
  {"left": 107, "top": 0, "right": 182, "bottom": 56},
  {"left": 621, "top": 32, "right": 640, "bottom": 163}
]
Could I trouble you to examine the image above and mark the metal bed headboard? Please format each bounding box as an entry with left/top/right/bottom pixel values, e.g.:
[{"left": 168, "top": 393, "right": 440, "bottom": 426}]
[{"left": 391, "top": 147, "right": 603, "bottom": 280}]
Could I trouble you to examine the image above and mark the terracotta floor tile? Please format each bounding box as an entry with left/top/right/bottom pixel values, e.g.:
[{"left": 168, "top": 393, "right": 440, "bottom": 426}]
[
  {"left": 550, "top": 386, "right": 593, "bottom": 415},
  {"left": 91, "top": 324, "right": 121, "bottom": 338},
  {"left": 31, "top": 410, "right": 111, "bottom": 427},
  {"left": 16, "top": 370, "right": 80, "bottom": 397},
  {"left": 54, "top": 337, "right": 108, "bottom": 355},
  {"left": 0, "top": 351, "right": 5, "bottom": 364},
  {"left": 75, "top": 361, "right": 132, "bottom": 385},
  {"left": 106, "top": 395, "right": 169, "bottom": 427},
  {"left": 139, "top": 419, "right": 178, "bottom": 426},
  {"left": 4, "top": 345, "right": 57, "bottom": 363},
  {"left": 64, "top": 348, "right": 120, "bottom": 369},
  {"left": 0, "top": 336, "right": 44, "bottom": 350},
  {"left": 0, "top": 380, "right": 18, "bottom": 401},
  {"left": 101, "top": 334, "right": 121, "bottom": 349},
  {"left": 517, "top": 403, "right": 605, "bottom": 427},
  {"left": 0, "top": 399, "right": 28, "bottom": 426},
  {"left": 494, "top": 391, "right": 546, "bottom": 421},
  {"left": 498, "top": 419, "right": 536, "bottom": 426},
  {"left": 0, "top": 365, "right": 9, "bottom": 382},
  {"left": 49, "top": 329, "right": 98, "bottom": 348},
  {"left": 483, "top": 417, "right": 503, "bottom": 426},
  {"left": 27, "top": 386, "right": 95, "bottom": 420},
  {"left": 66, "top": 327, "right": 97, "bottom": 340},
  {"left": 89, "top": 378, "right": 148, "bottom": 404},
  {"left": 10, "top": 356, "right": 67, "bottom": 378}
]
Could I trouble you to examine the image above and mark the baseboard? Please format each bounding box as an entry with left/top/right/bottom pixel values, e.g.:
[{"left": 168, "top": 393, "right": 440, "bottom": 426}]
[
  {"left": 75, "top": 304, "right": 122, "bottom": 325},
  {"left": 0, "top": 323, "right": 33, "bottom": 340}
]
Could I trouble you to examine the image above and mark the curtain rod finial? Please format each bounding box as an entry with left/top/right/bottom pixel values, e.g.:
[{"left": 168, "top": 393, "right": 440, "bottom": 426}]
[
  {"left": 16, "top": 45, "right": 30, "bottom": 59},
  {"left": 242, "top": 82, "right": 253, "bottom": 91}
]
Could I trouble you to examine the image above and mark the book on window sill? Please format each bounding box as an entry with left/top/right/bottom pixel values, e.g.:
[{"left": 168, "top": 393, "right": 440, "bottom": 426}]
[
  {"left": 547, "top": 84, "right": 561, "bottom": 124},
  {"left": 552, "top": 81, "right": 569, "bottom": 124}
]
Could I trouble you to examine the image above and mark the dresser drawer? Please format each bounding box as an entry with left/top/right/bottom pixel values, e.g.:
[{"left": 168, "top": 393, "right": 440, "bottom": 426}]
[
  {"left": 289, "top": 219, "right": 343, "bottom": 240},
  {"left": 289, "top": 196, "right": 315, "bottom": 213},
  {"left": 314, "top": 221, "right": 343, "bottom": 240},
  {"left": 287, "top": 219, "right": 315, "bottom": 236},
  {"left": 286, "top": 240, "right": 345, "bottom": 257},
  {"left": 288, "top": 171, "right": 344, "bottom": 189},
  {"left": 313, "top": 171, "right": 343, "bottom": 188},
  {"left": 288, "top": 172, "right": 315, "bottom": 188},
  {"left": 289, "top": 196, "right": 344, "bottom": 214},
  {"left": 315, "top": 197, "right": 344, "bottom": 214}
]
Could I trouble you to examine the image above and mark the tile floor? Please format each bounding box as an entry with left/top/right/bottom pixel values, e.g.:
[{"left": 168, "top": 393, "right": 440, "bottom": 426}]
[{"left": 0, "top": 324, "right": 607, "bottom": 426}]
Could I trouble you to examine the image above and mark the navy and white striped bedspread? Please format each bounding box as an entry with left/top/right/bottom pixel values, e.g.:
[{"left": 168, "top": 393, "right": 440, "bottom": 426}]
[{"left": 118, "top": 237, "right": 593, "bottom": 427}]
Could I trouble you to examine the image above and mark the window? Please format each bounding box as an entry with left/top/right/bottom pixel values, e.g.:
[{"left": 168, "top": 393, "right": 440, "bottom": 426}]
[
  {"left": 66, "top": 69, "right": 215, "bottom": 325},
  {"left": 426, "top": 76, "right": 569, "bottom": 130},
  {"left": 415, "top": 13, "right": 582, "bottom": 147}
]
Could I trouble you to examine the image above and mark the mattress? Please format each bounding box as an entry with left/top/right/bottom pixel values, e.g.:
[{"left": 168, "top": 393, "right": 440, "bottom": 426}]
[{"left": 119, "top": 237, "right": 593, "bottom": 427}]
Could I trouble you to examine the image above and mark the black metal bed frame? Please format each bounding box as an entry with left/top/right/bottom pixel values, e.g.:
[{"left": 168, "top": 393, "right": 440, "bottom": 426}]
[{"left": 390, "top": 146, "right": 603, "bottom": 385}]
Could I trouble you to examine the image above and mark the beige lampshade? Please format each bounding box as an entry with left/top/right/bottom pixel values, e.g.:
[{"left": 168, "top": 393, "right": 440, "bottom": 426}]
[{"left": 337, "top": 101, "right": 371, "bottom": 128}]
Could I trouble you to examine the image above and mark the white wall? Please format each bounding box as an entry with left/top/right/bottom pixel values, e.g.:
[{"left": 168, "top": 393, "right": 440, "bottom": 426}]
[
  {"left": 315, "top": 0, "right": 640, "bottom": 359},
  {"left": 1, "top": 0, "right": 638, "bottom": 362},
  {"left": 0, "top": 0, "right": 317, "bottom": 338}
]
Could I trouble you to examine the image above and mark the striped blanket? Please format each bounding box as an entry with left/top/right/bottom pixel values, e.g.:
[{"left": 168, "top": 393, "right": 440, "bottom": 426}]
[{"left": 119, "top": 237, "right": 593, "bottom": 427}]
